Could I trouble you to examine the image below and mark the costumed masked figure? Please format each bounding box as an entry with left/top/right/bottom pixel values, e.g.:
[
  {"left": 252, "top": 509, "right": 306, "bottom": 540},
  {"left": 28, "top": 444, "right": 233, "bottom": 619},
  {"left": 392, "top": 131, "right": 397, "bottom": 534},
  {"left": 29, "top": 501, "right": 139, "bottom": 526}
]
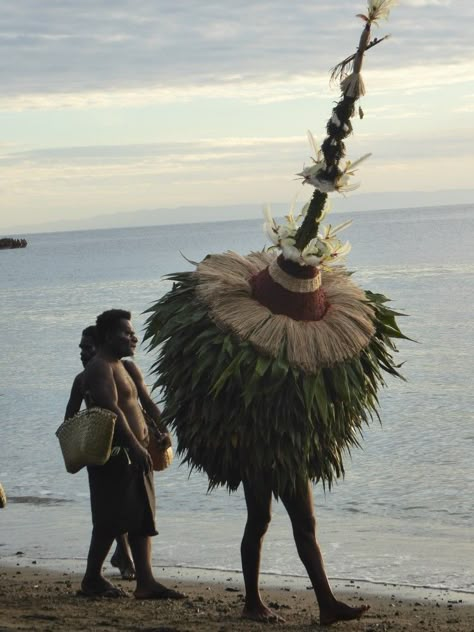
[{"left": 145, "top": 0, "right": 407, "bottom": 625}]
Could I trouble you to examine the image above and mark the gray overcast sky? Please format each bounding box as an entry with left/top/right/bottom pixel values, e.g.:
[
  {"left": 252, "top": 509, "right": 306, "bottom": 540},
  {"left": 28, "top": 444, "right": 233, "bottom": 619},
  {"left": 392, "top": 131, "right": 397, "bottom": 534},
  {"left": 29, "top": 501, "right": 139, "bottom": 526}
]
[{"left": 1, "top": 0, "right": 473, "bottom": 229}]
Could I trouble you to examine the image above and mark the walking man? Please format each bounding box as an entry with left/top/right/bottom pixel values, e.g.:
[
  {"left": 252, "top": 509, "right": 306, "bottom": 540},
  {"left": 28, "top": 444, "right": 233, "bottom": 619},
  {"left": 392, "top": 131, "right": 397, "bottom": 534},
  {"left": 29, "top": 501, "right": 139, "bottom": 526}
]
[
  {"left": 65, "top": 325, "right": 136, "bottom": 580},
  {"left": 80, "top": 309, "right": 183, "bottom": 599}
]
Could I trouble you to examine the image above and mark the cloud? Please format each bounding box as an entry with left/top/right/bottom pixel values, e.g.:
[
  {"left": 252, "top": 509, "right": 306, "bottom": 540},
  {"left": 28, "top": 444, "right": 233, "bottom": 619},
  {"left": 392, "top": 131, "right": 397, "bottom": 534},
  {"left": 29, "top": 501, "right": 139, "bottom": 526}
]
[
  {"left": 2, "top": 0, "right": 473, "bottom": 228},
  {"left": 0, "top": 1, "right": 342, "bottom": 95},
  {"left": 2, "top": 0, "right": 472, "bottom": 104},
  {"left": 0, "top": 136, "right": 302, "bottom": 177},
  {"left": 2, "top": 55, "right": 474, "bottom": 113},
  {"left": 2, "top": 122, "right": 472, "bottom": 192},
  {"left": 0, "top": 74, "right": 333, "bottom": 111},
  {"left": 402, "top": 0, "right": 451, "bottom": 6}
]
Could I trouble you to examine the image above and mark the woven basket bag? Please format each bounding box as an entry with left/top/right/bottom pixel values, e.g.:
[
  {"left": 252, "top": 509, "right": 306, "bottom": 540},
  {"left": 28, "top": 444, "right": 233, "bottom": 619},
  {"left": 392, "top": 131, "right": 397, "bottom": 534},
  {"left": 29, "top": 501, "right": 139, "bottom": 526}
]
[
  {"left": 0, "top": 482, "right": 6, "bottom": 508},
  {"left": 56, "top": 407, "right": 117, "bottom": 474}
]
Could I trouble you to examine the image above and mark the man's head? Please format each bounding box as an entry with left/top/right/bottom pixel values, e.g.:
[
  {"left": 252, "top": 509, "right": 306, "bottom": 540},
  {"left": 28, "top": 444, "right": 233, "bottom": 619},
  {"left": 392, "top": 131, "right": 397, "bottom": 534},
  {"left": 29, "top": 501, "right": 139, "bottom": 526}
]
[
  {"left": 95, "top": 309, "right": 138, "bottom": 358},
  {"left": 80, "top": 325, "right": 97, "bottom": 367}
]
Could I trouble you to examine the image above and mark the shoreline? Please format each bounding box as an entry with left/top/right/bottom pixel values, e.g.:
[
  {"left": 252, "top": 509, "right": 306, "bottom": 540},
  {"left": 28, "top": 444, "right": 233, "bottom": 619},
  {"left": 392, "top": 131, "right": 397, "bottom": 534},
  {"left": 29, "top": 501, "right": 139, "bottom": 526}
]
[
  {"left": 1, "top": 558, "right": 473, "bottom": 631},
  {"left": 2, "top": 553, "right": 474, "bottom": 604}
]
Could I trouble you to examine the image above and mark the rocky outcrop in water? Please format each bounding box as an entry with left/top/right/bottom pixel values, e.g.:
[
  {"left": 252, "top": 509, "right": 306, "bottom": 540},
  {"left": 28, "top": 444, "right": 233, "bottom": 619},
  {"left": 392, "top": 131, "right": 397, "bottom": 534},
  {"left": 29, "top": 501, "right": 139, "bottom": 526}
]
[{"left": 0, "top": 237, "right": 27, "bottom": 249}]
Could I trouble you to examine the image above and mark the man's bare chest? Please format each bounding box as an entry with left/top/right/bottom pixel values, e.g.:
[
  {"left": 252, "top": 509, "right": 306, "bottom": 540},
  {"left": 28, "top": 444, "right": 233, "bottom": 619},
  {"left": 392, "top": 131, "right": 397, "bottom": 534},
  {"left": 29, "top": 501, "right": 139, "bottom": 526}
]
[{"left": 113, "top": 364, "right": 138, "bottom": 403}]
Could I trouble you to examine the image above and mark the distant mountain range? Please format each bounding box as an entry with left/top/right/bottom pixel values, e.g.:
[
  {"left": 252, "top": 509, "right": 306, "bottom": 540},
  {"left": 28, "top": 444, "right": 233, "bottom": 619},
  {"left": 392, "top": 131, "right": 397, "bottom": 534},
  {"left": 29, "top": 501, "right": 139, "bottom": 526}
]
[{"left": 3, "top": 189, "right": 474, "bottom": 235}]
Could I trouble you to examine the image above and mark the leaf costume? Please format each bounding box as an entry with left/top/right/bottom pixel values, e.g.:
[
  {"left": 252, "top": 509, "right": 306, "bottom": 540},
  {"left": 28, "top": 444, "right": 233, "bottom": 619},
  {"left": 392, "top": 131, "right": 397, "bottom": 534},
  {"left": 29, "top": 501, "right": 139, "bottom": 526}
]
[{"left": 144, "top": 0, "right": 406, "bottom": 498}]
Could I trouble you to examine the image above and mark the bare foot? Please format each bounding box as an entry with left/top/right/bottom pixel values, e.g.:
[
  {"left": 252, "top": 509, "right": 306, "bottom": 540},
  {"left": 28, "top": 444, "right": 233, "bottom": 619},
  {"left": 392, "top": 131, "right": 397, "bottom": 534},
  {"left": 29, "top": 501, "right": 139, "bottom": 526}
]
[
  {"left": 79, "top": 576, "right": 128, "bottom": 598},
  {"left": 134, "top": 580, "right": 186, "bottom": 600},
  {"left": 242, "top": 603, "right": 286, "bottom": 623},
  {"left": 110, "top": 550, "right": 136, "bottom": 581},
  {"left": 320, "top": 600, "right": 370, "bottom": 626}
]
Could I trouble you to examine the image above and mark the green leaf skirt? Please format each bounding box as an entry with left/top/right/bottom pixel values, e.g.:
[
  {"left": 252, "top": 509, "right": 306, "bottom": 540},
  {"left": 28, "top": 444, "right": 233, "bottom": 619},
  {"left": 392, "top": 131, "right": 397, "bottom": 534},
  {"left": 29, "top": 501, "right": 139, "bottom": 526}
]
[{"left": 144, "top": 252, "right": 407, "bottom": 497}]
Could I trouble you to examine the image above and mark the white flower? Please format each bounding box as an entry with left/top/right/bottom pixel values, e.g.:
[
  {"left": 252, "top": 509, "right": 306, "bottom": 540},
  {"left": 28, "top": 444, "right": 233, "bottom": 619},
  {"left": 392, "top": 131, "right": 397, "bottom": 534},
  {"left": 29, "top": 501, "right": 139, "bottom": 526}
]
[
  {"left": 318, "top": 198, "right": 331, "bottom": 223},
  {"left": 297, "top": 130, "right": 371, "bottom": 193},
  {"left": 263, "top": 203, "right": 273, "bottom": 226},
  {"left": 297, "top": 166, "right": 337, "bottom": 192},
  {"left": 300, "top": 200, "right": 311, "bottom": 218},
  {"left": 281, "top": 243, "right": 302, "bottom": 263},
  {"left": 322, "top": 219, "right": 353, "bottom": 238},
  {"left": 334, "top": 153, "right": 372, "bottom": 192},
  {"left": 262, "top": 204, "right": 279, "bottom": 245},
  {"left": 296, "top": 131, "right": 334, "bottom": 191},
  {"left": 262, "top": 201, "right": 352, "bottom": 268}
]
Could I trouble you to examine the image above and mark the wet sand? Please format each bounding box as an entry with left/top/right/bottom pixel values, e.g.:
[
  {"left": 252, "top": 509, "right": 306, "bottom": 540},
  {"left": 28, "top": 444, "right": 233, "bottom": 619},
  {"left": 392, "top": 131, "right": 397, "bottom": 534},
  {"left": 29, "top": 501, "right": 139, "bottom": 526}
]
[{"left": 0, "top": 560, "right": 473, "bottom": 631}]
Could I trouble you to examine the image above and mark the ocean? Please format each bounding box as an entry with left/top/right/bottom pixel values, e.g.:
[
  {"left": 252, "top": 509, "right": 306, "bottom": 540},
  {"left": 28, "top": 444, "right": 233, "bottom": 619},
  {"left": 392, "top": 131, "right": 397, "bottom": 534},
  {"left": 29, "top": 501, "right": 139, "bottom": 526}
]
[{"left": 1, "top": 204, "right": 473, "bottom": 596}]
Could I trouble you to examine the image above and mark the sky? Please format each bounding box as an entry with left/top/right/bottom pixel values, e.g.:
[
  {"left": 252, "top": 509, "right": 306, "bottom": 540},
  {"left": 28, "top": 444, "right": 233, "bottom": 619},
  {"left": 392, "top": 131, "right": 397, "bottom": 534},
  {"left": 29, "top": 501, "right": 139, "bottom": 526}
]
[{"left": 1, "top": 0, "right": 474, "bottom": 231}]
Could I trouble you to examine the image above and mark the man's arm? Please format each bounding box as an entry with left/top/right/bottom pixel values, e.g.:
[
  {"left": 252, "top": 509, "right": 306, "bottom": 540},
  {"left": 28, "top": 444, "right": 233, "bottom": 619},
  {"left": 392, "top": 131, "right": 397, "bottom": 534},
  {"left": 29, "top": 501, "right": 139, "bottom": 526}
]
[
  {"left": 123, "top": 360, "right": 171, "bottom": 448},
  {"left": 84, "top": 359, "right": 152, "bottom": 473},
  {"left": 64, "top": 373, "right": 84, "bottom": 421},
  {"left": 123, "top": 360, "right": 162, "bottom": 424}
]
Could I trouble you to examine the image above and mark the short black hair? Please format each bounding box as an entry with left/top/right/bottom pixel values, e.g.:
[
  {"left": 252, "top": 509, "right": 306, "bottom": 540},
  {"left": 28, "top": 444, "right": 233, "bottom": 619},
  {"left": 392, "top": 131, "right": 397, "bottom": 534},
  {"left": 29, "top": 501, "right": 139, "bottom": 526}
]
[
  {"left": 81, "top": 325, "right": 97, "bottom": 343},
  {"left": 95, "top": 309, "right": 131, "bottom": 344}
]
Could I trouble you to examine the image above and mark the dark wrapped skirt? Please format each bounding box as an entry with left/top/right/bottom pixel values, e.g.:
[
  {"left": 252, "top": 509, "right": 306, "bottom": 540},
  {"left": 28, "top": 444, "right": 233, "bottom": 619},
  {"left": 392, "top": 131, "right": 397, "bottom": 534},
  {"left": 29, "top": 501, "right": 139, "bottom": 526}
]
[{"left": 88, "top": 448, "right": 157, "bottom": 537}]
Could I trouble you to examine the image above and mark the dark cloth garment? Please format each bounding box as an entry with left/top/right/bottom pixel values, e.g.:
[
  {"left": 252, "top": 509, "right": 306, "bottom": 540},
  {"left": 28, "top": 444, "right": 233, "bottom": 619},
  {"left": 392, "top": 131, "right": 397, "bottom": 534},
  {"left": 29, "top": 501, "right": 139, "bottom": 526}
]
[{"left": 87, "top": 448, "right": 157, "bottom": 537}]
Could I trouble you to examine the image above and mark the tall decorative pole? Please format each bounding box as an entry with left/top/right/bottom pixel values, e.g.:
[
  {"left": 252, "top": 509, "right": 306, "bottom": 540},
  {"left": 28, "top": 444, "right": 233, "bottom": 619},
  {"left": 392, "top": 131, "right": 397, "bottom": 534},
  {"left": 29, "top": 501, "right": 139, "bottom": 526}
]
[{"left": 271, "top": 1, "right": 398, "bottom": 262}]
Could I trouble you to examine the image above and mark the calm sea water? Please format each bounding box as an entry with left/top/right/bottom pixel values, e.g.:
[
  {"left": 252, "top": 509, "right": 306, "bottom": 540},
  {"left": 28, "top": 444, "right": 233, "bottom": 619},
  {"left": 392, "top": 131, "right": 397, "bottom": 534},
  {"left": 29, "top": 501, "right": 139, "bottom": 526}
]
[{"left": 1, "top": 204, "right": 473, "bottom": 593}]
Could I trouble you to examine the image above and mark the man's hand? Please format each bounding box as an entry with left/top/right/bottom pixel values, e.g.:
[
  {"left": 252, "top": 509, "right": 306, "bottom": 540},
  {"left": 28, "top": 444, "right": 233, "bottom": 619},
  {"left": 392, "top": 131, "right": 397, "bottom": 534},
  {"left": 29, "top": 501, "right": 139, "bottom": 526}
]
[
  {"left": 155, "top": 431, "right": 172, "bottom": 450},
  {"left": 129, "top": 442, "right": 153, "bottom": 474}
]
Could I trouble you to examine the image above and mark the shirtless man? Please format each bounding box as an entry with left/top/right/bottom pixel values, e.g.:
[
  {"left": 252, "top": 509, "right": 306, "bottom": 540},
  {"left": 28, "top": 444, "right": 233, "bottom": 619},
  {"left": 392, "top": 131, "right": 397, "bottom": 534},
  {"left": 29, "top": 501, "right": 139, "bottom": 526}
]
[
  {"left": 80, "top": 309, "right": 184, "bottom": 599},
  {"left": 65, "top": 325, "right": 135, "bottom": 581}
]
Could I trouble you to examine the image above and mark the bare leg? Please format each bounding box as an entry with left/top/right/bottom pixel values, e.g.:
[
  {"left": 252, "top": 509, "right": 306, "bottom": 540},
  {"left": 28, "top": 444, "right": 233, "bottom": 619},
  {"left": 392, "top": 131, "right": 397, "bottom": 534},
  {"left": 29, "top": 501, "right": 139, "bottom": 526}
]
[
  {"left": 110, "top": 533, "right": 136, "bottom": 580},
  {"left": 81, "top": 530, "right": 125, "bottom": 597},
  {"left": 128, "top": 534, "right": 185, "bottom": 600},
  {"left": 240, "top": 480, "right": 284, "bottom": 622},
  {"left": 281, "top": 480, "right": 369, "bottom": 626}
]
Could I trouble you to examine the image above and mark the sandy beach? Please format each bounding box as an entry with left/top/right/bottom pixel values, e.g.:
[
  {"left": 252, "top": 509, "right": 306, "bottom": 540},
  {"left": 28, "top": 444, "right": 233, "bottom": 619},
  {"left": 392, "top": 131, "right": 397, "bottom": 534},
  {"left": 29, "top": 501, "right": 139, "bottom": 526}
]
[{"left": 0, "top": 559, "right": 472, "bottom": 632}]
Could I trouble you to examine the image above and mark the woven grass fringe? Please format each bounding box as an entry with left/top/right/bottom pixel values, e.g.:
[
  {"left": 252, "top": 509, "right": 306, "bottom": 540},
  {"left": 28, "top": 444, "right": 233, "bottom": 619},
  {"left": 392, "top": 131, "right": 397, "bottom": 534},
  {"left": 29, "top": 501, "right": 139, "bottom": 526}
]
[{"left": 196, "top": 251, "right": 375, "bottom": 374}]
